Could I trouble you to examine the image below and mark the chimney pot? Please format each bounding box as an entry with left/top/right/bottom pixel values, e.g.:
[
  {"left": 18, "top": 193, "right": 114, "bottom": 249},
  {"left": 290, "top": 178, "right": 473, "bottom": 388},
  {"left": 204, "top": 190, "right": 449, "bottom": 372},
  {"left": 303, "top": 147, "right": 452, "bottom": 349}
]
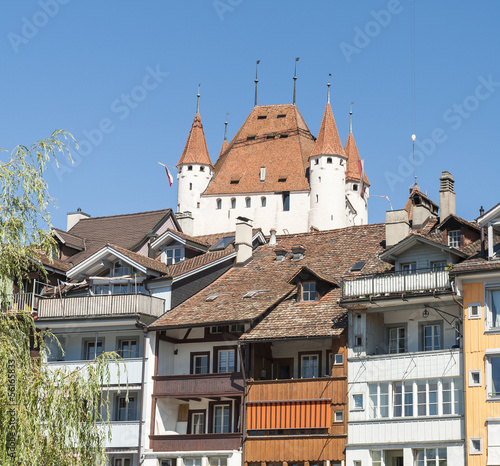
[
  {"left": 269, "top": 229, "right": 277, "bottom": 246},
  {"left": 439, "top": 171, "right": 456, "bottom": 220},
  {"left": 235, "top": 218, "right": 253, "bottom": 265}
]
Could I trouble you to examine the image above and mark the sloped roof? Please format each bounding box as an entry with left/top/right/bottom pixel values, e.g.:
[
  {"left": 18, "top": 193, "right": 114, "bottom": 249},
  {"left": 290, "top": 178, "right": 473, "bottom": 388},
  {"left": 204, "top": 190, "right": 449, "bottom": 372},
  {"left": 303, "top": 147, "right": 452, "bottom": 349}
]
[
  {"left": 151, "top": 224, "right": 387, "bottom": 340},
  {"left": 404, "top": 185, "right": 438, "bottom": 222},
  {"left": 37, "top": 254, "right": 72, "bottom": 272},
  {"left": 52, "top": 228, "right": 85, "bottom": 250},
  {"left": 203, "top": 104, "right": 315, "bottom": 195},
  {"left": 104, "top": 244, "right": 170, "bottom": 275},
  {"left": 344, "top": 132, "right": 370, "bottom": 186},
  {"left": 177, "top": 113, "right": 213, "bottom": 168},
  {"left": 310, "top": 103, "right": 346, "bottom": 159}
]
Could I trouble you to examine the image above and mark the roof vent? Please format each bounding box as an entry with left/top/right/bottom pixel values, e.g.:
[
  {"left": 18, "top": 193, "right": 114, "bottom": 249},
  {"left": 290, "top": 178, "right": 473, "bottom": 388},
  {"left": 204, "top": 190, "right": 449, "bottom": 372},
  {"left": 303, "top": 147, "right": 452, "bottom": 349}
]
[
  {"left": 278, "top": 176, "right": 287, "bottom": 182},
  {"left": 247, "top": 135, "right": 256, "bottom": 141},
  {"left": 243, "top": 289, "right": 269, "bottom": 299},
  {"left": 277, "top": 114, "right": 286, "bottom": 118},
  {"left": 291, "top": 244, "right": 305, "bottom": 261},
  {"left": 269, "top": 229, "right": 277, "bottom": 246},
  {"left": 274, "top": 246, "right": 287, "bottom": 262},
  {"left": 257, "top": 115, "right": 267, "bottom": 120}
]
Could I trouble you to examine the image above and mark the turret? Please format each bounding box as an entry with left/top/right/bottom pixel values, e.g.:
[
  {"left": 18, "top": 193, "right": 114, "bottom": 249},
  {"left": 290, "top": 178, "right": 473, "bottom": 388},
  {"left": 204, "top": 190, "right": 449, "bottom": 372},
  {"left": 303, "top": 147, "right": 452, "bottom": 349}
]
[
  {"left": 308, "top": 80, "right": 347, "bottom": 230},
  {"left": 344, "top": 106, "right": 370, "bottom": 225},
  {"left": 176, "top": 89, "right": 213, "bottom": 231}
]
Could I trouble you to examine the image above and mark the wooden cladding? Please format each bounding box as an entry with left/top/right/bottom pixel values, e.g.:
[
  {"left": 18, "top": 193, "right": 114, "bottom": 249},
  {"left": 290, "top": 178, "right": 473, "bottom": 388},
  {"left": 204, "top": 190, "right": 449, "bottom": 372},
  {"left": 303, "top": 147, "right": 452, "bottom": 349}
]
[{"left": 247, "top": 400, "right": 330, "bottom": 430}]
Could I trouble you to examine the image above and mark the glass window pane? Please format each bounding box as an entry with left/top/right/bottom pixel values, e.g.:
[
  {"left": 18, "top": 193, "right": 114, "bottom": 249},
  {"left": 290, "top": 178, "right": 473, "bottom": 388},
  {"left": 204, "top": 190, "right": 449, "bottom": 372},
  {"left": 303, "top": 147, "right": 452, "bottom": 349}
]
[{"left": 429, "top": 382, "right": 438, "bottom": 415}]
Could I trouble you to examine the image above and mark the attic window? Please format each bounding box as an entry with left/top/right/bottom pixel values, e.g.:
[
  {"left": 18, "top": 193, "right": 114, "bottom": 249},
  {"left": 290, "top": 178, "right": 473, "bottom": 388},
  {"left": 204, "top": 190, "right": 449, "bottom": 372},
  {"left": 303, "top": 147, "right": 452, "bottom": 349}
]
[
  {"left": 279, "top": 134, "right": 289, "bottom": 139},
  {"left": 212, "top": 236, "right": 235, "bottom": 251},
  {"left": 301, "top": 281, "right": 317, "bottom": 302},
  {"left": 350, "top": 261, "right": 366, "bottom": 272},
  {"left": 277, "top": 114, "right": 286, "bottom": 118},
  {"left": 260, "top": 166, "right": 266, "bottom": 182},
  {"left": 278, "top": 176, "right": 287, "bottom": 183},
  {"left": 257, "top": 115, "right": 267, "bottom": 120},
  {"left": 266, "top": 135, "right": 275, "bottom": 140},
  {"left": 230, "top": 179, "right": 240, "bottom": 185},
  {"left": 448, "top": 230, "right": 461, "bottom": 248},
  {"left": 247, "top": 135, "right": 256, "bottom": 141}
]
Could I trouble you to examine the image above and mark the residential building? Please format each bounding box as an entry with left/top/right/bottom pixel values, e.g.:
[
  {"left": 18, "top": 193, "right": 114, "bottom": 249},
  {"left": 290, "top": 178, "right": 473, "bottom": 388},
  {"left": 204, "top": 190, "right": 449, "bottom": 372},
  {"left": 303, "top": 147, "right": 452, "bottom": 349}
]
[{"left": 452, "top": 202, "right": 500, "bottom": 466}]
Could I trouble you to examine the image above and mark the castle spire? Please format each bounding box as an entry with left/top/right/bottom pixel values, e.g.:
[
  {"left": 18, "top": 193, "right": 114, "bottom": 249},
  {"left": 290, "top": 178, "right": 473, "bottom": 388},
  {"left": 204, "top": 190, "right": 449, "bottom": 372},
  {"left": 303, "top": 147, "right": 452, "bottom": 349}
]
[
  {"left": 218, "top": 114, "right": 229, "bottom": 158},
  {"left": 293, "top": 57, "right": 300, "bottom": 105},
  {"left": 349, "top": 101, "right": 353, "bottom": 133},
  {"left": 344, "top": 120, "right": 370, "bottom": 187},
  {"left": 196, "top": 84, "right": 200, "bottom": 114}
]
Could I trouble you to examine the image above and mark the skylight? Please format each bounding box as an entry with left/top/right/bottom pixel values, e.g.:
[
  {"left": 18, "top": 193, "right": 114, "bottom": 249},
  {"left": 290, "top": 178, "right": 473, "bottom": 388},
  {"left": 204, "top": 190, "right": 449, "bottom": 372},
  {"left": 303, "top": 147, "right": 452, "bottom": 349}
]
[
  {"left": 243, "top": 289, "right": 269, "bottom": 299},
  {"left": 211, "top": 236, "right": 235, "bottom": 251},
  {"left": 205, "top": 293, "right": 229, "bottom": 302},
  {"left": 350, "top": 261, "right": 366, "bottom": 272}
]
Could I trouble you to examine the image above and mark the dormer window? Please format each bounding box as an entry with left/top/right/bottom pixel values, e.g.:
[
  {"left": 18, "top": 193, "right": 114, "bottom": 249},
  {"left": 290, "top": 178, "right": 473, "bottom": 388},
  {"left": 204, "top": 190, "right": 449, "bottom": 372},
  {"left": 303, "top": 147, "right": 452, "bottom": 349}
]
[
  {"left": 166, "top": 248, "right": 183, "bottom": 265},
  {"left": 448, "top": 230, "right": 461, "bottom": 248},
  {"left": 301, "top": 281, "right": 317, "bottom": 301}
]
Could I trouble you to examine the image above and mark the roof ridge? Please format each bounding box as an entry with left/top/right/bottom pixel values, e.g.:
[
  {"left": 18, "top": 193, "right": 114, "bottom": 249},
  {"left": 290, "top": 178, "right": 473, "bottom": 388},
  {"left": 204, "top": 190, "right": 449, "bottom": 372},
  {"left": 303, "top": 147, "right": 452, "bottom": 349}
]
[{"left": 73, "top": 208, "right": 172, "bottom": 223}]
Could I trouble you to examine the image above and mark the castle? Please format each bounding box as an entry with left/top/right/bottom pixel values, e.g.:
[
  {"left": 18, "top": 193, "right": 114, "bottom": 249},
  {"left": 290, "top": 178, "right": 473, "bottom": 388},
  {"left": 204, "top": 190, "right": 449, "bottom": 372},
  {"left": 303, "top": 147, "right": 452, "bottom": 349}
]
[{"left": 175, "top": 86, "right": 370, "bottom": 236}]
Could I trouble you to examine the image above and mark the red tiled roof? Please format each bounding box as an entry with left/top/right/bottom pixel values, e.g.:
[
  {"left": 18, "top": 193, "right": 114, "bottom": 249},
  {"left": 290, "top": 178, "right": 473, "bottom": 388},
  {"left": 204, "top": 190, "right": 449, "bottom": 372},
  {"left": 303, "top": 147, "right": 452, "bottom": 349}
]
[
  {"left": 218, "top": 138, "right": 229, "bottom": 159},
  {"left": 344, "top": 132, "right": 370, "bottom": 186},
  {"left": 203, "top": 104, "right": 315, "bottom": 195},
  {"left": 310, "top": 103, "right": 346, "bottom": 159},
  {"left": 177, "top": 113, "right": 213, "bottom": 168}
]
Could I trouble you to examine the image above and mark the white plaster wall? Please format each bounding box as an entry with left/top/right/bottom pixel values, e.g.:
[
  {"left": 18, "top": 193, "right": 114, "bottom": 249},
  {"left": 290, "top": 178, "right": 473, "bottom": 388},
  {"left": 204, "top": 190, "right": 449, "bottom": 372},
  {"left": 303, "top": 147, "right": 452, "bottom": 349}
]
[
  {"left": 346, "top": 182, "right": 369, "bottom": 226},
  {"left": 177, "top": 164, "right": 213, "bottom": 214},
  {"left": 149, "top": 282, "right": 172, "bottom": 313}
]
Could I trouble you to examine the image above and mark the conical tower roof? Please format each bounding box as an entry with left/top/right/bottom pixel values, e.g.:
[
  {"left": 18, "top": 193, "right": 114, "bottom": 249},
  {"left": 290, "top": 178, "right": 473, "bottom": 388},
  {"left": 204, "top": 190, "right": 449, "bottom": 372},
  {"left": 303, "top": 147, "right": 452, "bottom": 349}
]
[
  {"left": 310, "top": 103, "right": 346, "bottom": 159},
  {"left": 218, "top": 138, "right": 229, "bottom": 159},
  {"left": 344, "top": 132, "right": 370, "bottom": 186},
  {"left": 177, "top": 113, "right": 213, "bottom": 168}
]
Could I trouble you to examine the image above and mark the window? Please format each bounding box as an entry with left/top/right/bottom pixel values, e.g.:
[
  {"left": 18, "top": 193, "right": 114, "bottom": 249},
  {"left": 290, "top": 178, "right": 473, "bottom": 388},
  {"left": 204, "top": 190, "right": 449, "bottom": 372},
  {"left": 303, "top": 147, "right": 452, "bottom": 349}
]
[
  {"left": 166, "top": 248, "right": 183, "bottom": 265},
  {"left": 401, "top": 262, "right": 416, "bottom": 274},
  {"left": 257, "top": 115, "right": 267, "bottom": 120},
  {"left": 369, "top": 383, "right": 389, "bottom": 418},
  {"left": 160, "top": 461, "right": 173, "bottom": 466},
  {"left": 116, "top": 394, "right": 137, "bottom": 421},
  {"left": 229, "top": 324, "right": 244, "bottom": 333},
  {"left": 112, "top": 458, "right": 131, "bottom": 466},
  {"left": 393, "top": 381, "right": 413, "bottom": 417},
  {"left": 469, "top": 370, "right": 482, "bottom": 387},
  {"left": 187, "top": 165, "right": 193, "bottom": 171},
  {"left": 245, "top": 197, "right": 251, "bottom": 208},
  {"left": 113, "top": 262, "right": 131, "bottom": 277},
  {"left": 334, "top": 354, "right": 343, "bottom": 365},
  {"left": 113, "top": 283, "right": 130, "bottom": 295},
  {"left": 210, "top": 325, "right": 223, "bottom": 334},
  {"left": 469, "top": 438, "right": 482, "bottom": 455},
  {"left": 448, "top": 230, "right": 461, "bottom": 248},
  {"left": 189, "top": 183, "right": 192, "bottom": 190},
  {"left": 314, "top": 159, "right": 319, "bottom": 165},
  {"left": 372, "top": 450, "right": 383, "bottom": 466},
  {"left": 191, "top": 352, "right": 210, "bottom": 374},
  {"left": 216, "top": 198, "right": 222, "bottom": 209},
  {"left": 468, "top": 302, "right": 481, "bottom": 319},
  {"left": 188, "top": 410, "right": 205, "bottom": 434},
  {"left": 354, "top": 335, "right": 362, "bottom": 347},
  {"left": 301, "top": 281, "right": 316, "bottom": 301},
  {"left": 334, "top": 411, "right": 343, "bottom": 422},
  {"left": 414, "top": 448, "right": 447, "bottom": 465},
  {"left": 184, "top": 460, "right": 202, "bottom": 466},
  {"left": 119, "top": 339, "right": 138, "bottom": 358},
  {"left": 487, "top": 354, "right": 500, "bottom": 399},
  {"left": 282, "top": 192, "right": 290, "bottom": 211},
  {"left": 299, "top": 352, "right": 320, "bottom": 378},
  {"left": 353, "top": 184, "right": 358, "bottom": 191},
  {"left": 200, "top": 166, "right": 205, "bottom": 172},
  {"left": 353, "top": 394, "right": 364, "bottom": 410},
  {"left": 431, "top": 261, "right": 447, "bottom": 271},
  {"left": 93, "top": 284, "right": 110, "bottom": 295},
  {"left": 261, "top": 196, "right": 266, "bottom": 207},
  {"left": 209, "top": 458, "right": 227, "bottom": 466},
  {"left": 85, "top": 340, "right": 103, "bottom": 360},
  {"left": 215, "top": 347, "right": 236, "bottom": 373},
  {"left": 423, "top": 323, "right": 441, "bottom": 351},
  {"left": 486, "top": 287, "right": 500, "bottom": 328},
  {"left": 277, "top": 114, "right": 286, "bottom": 118},
  {"left": 327, "top": 157, "right": 332, "bottom": 164},
  {"left": 389, "top": 326, "right": 406, "bottom": 353},
  {"left": 231, "top": 198, "right": 236, "bottom": 209},
  {"left": 353, "top": 462, "right": 361, "bottom": 466},
  {"left": 260, "top": 167, "right": 266, "bottom": 181},
  {"left": 212, "top": 403, "right": 231, "bottom": 433}
]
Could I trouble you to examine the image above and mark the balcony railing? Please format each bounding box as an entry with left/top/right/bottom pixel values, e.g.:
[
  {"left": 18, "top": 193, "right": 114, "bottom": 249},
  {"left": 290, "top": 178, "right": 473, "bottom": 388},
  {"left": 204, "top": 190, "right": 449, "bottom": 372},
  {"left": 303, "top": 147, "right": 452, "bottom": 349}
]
[
  {"left": 0, "top": 293, "right": 37, "bottom": 312},
  {"left": 149, "top": 433, "right": 241, "bottom": 452},
  {"left": 37, "top": 294, "right": 165, "bottom": 319},
  {"left": 342, "top": 269, "right": 450, "bottom": 300},
  {"left": 153, "top": 373, "right": 244, "bottom": 397}
]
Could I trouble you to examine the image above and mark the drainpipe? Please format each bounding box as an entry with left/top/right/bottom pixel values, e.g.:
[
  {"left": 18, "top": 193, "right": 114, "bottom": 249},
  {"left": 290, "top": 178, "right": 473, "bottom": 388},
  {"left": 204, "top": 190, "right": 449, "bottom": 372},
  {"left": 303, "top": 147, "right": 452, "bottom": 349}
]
[
  {"left": 237, "top": 341, "right": 247, "bottom": 466},
  {"left": 137, "top": 325, "right": 148, "bottom": 464}
]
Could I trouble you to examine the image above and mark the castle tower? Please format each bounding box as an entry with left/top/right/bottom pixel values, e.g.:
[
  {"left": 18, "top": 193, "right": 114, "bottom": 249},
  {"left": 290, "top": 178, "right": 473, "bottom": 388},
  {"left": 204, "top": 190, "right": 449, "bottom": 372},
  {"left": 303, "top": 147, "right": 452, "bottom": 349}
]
[
  {"left": 308, "top": 83, "right": 348, "bottom": 231},
  {"left": 176, "top": 93, "right": 213, "bottom": 233},
  {"left": 344, "top": 108, "right": 370, "bottom": 225}
]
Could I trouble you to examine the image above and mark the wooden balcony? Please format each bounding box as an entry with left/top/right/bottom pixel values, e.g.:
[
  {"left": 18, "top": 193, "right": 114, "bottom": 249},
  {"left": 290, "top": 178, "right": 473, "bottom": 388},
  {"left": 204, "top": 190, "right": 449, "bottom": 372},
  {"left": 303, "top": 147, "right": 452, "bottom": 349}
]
[
  {"left": 150, "top": 433, "right": 241, "bottom": 452},
  {"left": 342, "top": 269, "right": 450, "bottom": 301},
  {"left": 153, "top": 373, "right": 244, "bottom": 398},
  {"left": 37, "top": 294, "right": 165, "bottom": 319}
]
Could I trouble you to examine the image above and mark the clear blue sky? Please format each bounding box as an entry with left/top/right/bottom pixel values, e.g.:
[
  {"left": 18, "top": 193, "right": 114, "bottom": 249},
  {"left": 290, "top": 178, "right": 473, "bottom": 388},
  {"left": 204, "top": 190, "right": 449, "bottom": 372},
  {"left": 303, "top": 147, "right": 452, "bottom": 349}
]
[{"left": 2, "top": 1, "right": 499, "bottom": 231}]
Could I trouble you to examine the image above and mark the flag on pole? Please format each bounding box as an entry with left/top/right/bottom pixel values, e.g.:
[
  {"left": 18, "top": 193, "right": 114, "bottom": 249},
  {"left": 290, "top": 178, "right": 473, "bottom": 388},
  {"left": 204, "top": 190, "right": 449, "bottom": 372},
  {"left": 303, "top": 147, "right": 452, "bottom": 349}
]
[
  {"left": 358, "top": 159, "right": 366, "bottom": 199},
  {"left": 158, "top": 162, "right": 174, "bottom": 187}
]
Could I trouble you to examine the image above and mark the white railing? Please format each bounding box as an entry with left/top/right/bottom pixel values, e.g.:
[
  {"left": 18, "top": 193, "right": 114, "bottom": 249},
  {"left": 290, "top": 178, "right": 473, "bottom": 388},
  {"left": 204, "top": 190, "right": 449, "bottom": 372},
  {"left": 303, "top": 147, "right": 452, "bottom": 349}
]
[
  {"left": 1, "top": 293, "right": 36, "bottom": 312},
  {"left": 37, "top": 294, "right": 165, "bottom": 319},
  {"left": 343, "top": 270, "right": 450, "bottom": 298}
]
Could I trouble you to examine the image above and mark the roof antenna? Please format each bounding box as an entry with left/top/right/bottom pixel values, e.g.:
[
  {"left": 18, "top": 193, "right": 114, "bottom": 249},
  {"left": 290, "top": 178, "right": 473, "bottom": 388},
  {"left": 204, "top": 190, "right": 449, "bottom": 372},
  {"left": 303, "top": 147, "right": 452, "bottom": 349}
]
[
  {"left": 327, "top": 74, "right": 332, "bottom": 104},
  {"left": 224, "top": 113, "right": 229, "bottom": 141},
  {"left": 349, "top": 101, "right": 354, "bottom": 133},
  {"left": 293, "top": 57, "right": 300, "bottom": 105},
  {"left": 412, "top": 133, "right": 417, "bottom": 186},
  {"left": 254, "top": 60, "right": 260, "bottom": 107},
  {"left": 196, "top": 83, "right": 200, "bottom": 114}
]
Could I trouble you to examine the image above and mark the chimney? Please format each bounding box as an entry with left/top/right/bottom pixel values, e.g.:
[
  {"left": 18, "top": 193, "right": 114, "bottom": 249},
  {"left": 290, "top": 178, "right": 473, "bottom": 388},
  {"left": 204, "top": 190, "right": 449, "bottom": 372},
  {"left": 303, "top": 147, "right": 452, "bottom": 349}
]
[
  {"left": 386, "top": 209, "right": 409, "bottom": 248},
  {"left": 439, "top": 171, "right": 456, "bottom": 220},
  {"left": 269, "top": 229, "right": 277, "bottom": 246},
  {"left": 67, "top": 208, "right": 90, "bottom": 231},
  {"left": 235, "top": 217, "right": 253, "bottom": 265},
  {"left": 175, "top": 211, "right": 194, "bottom": 236}
]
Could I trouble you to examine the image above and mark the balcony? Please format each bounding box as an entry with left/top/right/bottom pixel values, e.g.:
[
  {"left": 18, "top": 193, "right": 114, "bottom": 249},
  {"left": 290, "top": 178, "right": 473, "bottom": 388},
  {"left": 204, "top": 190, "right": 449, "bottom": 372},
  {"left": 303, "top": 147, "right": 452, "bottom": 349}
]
[
  {"left": 46, "top": 357, "right": 143, "bottom": 386},
  {"left": 1, "top": 293, "right": 37, "bottom": 312},
  {"left": 149, "top": 433, "right": 241, "bottom": 452},
  {"left": 37, "top": 294, "right": 165, "bottom": 319},
  {"left": 342, "top": 269, "right": 450, "bottom": 301},
  {"left": 153, "top": 373, "right": 244, "bottom": 398},
  {"left": 108, "top": 421, "right": 141, "bottom": 449}
]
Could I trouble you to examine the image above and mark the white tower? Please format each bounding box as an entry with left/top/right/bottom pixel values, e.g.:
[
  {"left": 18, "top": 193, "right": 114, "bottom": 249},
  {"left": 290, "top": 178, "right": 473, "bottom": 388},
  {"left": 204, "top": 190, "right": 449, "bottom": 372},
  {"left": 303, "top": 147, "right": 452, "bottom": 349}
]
[
  {"left": 308, "top": 82, "right": 348, "bottom": 231},
  {"left": 344, "top": 106, "right": 369, "bottom": 225},
  {"left": 176, "top": 90, "right": 213, "bottom": 234}
]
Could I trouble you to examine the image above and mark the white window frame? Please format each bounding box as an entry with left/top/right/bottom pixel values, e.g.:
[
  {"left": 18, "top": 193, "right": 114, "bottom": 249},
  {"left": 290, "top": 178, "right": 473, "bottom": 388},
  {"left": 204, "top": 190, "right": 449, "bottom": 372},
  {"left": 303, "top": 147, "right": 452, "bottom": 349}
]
[
  {"left": 486, "top": 351, "right": 500, "bottom": 400},
  {"left": 352, "top": 394, "right": 364, "bottom": 411},
  {"left": 334, "top": 353, "right": 343, "bottom": 365},
  {"left": 115, "top": 393, "right": 138, "bottom": 421},
  {"left": 260, "top": 166, "right": 266, "bottom": 182},
  {"left": 112, "top": 457, "right": 132, "bottom": 466},
  {"left": 164, "top": 247, "right": 184, "bottom": 265},
  {"left": 245, "top": 197, "right": 251, "bottom": 208},
  {"left": 448, "top": 230, "right": 461, "bottom": 248},
  {"left": 300, "top": 353, "right": 319, "bottom": 378},
  {"left": 414, "top": 448, "right": 447, "bottom": 464},
  {"left": 422, "top": 322, "right": 442, "bottom": 351},
  {"left": 212, "top": 404, "right": 231, "bottom": 433},
  {"left": 393, "top": 381, "right": 414, "bottom": 417},
  {"left": 369, "top": 383, "right": 389, "bottom": 419},
  {"left": 334, "top": 410, "right": 343, "bottom": 423},
  {"left": 118, "top": 338, "right": 138, "bottom": 358},
  {"left": 469, "top": 370, "right": 482, "bottom": 387},
  {"left": 485, "top": 286, "right": 500, "bottom": 329},
  {"left": 84, "top": 339, "right": 104, "bottom": 360},
  {"left": 468, "top": 302, "right": 481, "bottom": 320},
  {"left": 388, "top": 326, "right": 406, "bottom": 354},
  {"left": 469, "top": 437, "right": 483, "bottom": 455}
]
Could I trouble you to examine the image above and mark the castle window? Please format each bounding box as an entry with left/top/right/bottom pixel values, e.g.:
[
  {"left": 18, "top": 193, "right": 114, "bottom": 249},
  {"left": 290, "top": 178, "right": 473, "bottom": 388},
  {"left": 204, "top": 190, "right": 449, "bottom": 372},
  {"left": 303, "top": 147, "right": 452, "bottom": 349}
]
[
  {"left": 231, "top": 198, "right": 236, "bottom": 209},
  {"left": 247, "top": 135, "right": 256, "bottom": 141},
  {"left": 314, "top": 159, "right": 319, "bottom": 165},
  {"left": 257, "top": 115, "right": 267, "bottom": 120},
  {"left": 216, "top": 199, "right": 222, "bottom": 210},
  {"left": 316, "top": 195, "right": 319, "bottom": 203},
  {"left": 327, "top": 158, "right": 332, "bottom": 164},
  {"left": 261, "top": 197, "right": 266, "bottom": 207},
  {"left": 282, "top": 192, "right": 290, "bottom": 211},
  {"left": 188, "top": 165, "right": 193, "bottom": 171},
  {"left": 278, "top": 176, "right": 287, "bottom": 182},
  {"left": 189, "top": 183, "right": 192, "bottom": 190},
  {"left": 279, "top": 134, "right": 288, "bottom": 138},
  {"left": 245, "top": 197, "right": 251, "bottom": 208},
  {"left": 200, "top": 166, "right": 205, "bottom": 172},
  {"left": 260, "top": 167, "right": 266, "bottom": 182},
  {"left": 353, "top": 184, "right": 358, "bottom": 191},
  {"left": 277, "top": 114, "right": 286, "bottom": 118},
  {"left": 266, "top": 135, "right": 274, "bottom": 140}
]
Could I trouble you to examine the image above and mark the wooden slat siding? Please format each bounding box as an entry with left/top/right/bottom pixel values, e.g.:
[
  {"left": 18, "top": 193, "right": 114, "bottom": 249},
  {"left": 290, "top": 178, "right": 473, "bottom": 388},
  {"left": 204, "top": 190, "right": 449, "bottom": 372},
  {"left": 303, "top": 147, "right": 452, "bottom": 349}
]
[
  {"left": 244, "top": 436, "right": 345, "bottom": 462},
  {"left": 153, "top": 373, "right": 244, "bottom": 396},
  {"left": 150, "top": 433, "right": 241, "bottom": 452},
  {"left": 37, "top": 294, "right": 165, "bottom": 318},
  {"left": 247, "top": 400, "right": 330, "bottom": 430}
]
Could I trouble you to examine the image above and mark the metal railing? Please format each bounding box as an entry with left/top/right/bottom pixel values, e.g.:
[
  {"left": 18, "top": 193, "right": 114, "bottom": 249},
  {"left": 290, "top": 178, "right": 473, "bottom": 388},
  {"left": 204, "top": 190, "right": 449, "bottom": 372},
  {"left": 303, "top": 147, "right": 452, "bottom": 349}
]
[
  {"left": 342, "top": 269, "right": 451, "bottom": 299},
  {"left": 0, "top": 293, "right": 36, "bottom": 312}
]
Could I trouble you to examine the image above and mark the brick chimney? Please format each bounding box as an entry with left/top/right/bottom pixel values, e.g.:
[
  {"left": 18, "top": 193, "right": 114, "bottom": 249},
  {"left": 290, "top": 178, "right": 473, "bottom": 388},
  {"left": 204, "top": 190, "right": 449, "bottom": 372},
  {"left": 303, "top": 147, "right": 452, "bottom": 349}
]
[
  {"left": 439, "top": 171, "right": 456, "bottom": 220},
  {"left": 235, "top": 217, "right": 253, "bottom": 265}
]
